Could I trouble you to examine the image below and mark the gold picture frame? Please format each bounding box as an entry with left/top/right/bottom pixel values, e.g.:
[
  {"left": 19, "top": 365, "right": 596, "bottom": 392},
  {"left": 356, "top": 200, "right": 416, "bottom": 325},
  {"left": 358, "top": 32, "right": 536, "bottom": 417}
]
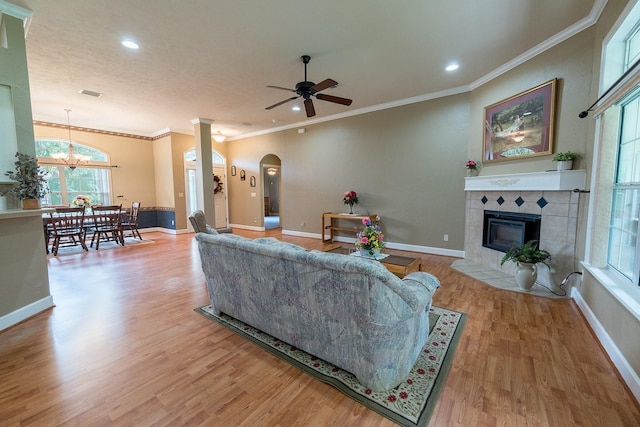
[{"left": 483, "top": 78, "right": 556, "bottom": 163}]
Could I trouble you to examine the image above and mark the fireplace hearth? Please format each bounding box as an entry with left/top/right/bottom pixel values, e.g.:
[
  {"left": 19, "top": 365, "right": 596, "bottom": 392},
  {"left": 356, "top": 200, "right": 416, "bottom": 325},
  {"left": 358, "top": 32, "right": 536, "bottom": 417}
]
[{"left": 483, "top": 210, "right": 541, "bottom": 253}]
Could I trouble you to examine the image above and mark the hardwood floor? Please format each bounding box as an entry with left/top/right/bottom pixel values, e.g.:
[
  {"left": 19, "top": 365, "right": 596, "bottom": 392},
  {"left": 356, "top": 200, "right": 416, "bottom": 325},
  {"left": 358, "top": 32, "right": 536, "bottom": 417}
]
[{"left": 1, "top": 229, "right": 639, "bottom": 426}]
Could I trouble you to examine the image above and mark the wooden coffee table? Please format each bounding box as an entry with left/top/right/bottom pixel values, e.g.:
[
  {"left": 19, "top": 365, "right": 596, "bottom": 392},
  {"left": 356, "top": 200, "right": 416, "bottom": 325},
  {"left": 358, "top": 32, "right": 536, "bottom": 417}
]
[{"left": 325, "top": 246, "right": 422, "bottom": 278}]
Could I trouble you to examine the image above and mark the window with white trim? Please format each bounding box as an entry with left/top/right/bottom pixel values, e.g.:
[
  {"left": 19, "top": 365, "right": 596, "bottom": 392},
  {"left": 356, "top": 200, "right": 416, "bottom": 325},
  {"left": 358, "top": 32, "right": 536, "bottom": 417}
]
[
  {"left": 36, "top": 139, "right": 112, "bottom": 207},
  {"left": 608, "top": 87, "right": 640, "bottom": 283},
  {"left": 589, "top": 3, "right": 640, "bottom": 292}
]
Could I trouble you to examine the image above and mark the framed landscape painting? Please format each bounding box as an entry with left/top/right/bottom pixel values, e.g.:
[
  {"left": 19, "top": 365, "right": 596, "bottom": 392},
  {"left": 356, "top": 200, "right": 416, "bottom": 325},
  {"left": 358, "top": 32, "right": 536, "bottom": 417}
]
[{"left": 483, "top": 78, "right": 556, "bottom": 163}]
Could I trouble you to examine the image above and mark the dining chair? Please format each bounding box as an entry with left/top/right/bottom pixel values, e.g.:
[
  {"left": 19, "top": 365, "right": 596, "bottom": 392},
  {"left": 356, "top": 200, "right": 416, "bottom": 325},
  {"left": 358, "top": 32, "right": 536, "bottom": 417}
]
[
  {"left": 48, "top": 207, "right": 87, "bottom": 256},
  {"left": 90, "top": 205, "right": 124, "bottom": 249},
  {"left": 121, "top": 202, "right": 142, "bottom": 240}
]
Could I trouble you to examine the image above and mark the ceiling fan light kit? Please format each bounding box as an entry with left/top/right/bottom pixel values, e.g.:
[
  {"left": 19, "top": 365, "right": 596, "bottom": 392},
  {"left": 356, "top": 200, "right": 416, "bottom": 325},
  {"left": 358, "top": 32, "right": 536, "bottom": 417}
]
[{"left": 266, "top": 55, "right": 353, "bottom": 118}]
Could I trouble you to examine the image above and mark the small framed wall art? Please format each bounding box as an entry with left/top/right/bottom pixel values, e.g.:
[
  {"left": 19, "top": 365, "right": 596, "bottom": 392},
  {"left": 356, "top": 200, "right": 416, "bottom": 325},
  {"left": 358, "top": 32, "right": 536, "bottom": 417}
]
[
  {"left": 483, "top": 78, "right": 556, "bottom": 163},
  {"left": 240, "top": 169, "right": 246, "bottom": 181},
  {"left": 250, "top": 176, "right": 256, "bottom": 187},
  {"left": 231, "top": 165, "right": 236, "bottom": 176}
]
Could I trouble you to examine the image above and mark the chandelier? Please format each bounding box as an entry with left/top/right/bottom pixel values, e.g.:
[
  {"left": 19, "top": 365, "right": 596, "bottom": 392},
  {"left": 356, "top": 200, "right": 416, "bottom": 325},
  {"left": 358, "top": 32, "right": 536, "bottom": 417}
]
[{"left": 51, "top": 109, "right": 90, "bottom": 169}]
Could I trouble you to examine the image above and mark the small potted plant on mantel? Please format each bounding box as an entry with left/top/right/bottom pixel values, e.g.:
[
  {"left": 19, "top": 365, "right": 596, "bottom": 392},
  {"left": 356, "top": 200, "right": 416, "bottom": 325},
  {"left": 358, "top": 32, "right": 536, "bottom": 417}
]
[
  {"left": 4, "top": 152, "right": 49, "bottom": 210},
  {"left": 552, "top": 151, "right": 579, "bottom": 171},
  {"left": 500, "top": 240, "right": 551, "bottom": 291}
]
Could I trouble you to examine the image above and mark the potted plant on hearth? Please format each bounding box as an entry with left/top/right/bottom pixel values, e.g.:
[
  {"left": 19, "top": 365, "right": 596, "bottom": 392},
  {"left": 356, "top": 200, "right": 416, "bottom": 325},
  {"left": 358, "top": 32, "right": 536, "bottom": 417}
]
[
  {"left": 4, "top": 152, "right": 49, "bottom": 210},
  {"left": 552, "top": 151, "right": 579, "bottom": 171},
  {"left": 500, "top": 240, "right": 551, "bottom": 291}
]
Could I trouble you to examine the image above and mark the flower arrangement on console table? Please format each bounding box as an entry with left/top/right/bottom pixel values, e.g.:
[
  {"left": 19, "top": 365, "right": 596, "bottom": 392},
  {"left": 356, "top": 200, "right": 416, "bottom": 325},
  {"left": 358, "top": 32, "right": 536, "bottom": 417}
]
[
  {"left": 355, "top": 215, "right": 386, "bottom": 257},
  {"left": 343, "top": 190, "right": 358, "bottom": 214},
  {"left": 465, "top": 159, "right": 479, "bottom": 177},
  {"left": 71, "top": 195, "right": 91, "bottom": 209}
]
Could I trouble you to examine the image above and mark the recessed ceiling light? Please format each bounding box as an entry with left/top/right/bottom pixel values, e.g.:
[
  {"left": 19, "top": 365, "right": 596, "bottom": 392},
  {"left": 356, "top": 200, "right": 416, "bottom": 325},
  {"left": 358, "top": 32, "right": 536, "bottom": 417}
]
[
  {"left": 292, "top": 105, "right": 301, "bottom": 111},
  {"left": 446, "top": 64, "right": 459, "bottom": 72},
  {"left": 122, "top": 39, "right": 139, "bottom": 49}
]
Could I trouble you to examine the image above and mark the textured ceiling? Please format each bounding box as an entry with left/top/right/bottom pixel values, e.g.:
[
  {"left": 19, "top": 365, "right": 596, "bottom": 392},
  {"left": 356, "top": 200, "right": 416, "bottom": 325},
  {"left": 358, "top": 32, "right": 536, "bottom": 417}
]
[{"left": 9, "top": 0, "right": 600, "bottom": 139}]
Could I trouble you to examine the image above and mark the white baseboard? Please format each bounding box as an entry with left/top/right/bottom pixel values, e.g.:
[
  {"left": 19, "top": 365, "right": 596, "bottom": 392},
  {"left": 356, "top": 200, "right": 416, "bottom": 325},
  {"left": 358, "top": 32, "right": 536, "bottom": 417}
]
[
  {"left": 282, "top": 230, "right": 321, "bottom": 239},
  {"left": 229, "top": 223, "right": 265, "bottom": 232},
  {"left": 0, "top": 295, "right": 54, "bottom": 332},
  {"left": 572, "top": 288, "right": 640, "bottom": 403},
  {"left": 282, "top": 230, "right": 465, "bottom": 258}
]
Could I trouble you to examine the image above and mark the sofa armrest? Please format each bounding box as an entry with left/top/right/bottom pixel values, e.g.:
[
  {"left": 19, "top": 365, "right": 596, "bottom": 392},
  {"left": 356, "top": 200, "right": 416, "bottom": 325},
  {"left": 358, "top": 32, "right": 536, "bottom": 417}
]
[{"left": 397, "top": 271, "right": 441, "bottom": 312}]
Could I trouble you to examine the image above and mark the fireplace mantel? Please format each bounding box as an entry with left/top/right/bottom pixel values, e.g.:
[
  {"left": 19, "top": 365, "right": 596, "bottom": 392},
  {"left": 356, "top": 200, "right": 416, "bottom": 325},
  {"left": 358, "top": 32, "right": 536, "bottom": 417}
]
[{"left": 464, "top": 170, "right": 586, "bottom": 192}]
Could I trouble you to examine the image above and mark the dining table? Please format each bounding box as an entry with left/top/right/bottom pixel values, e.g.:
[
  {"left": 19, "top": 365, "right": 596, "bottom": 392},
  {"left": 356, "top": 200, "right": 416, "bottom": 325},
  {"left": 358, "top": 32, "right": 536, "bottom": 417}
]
[{"left": 42, "top": 207, "right": 129, "bottom": 253}]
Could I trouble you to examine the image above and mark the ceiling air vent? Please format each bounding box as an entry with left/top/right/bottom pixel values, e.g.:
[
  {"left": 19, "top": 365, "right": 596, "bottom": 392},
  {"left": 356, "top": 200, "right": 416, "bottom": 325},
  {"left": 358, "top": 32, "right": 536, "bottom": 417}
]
[{"left": 79, "top": 89, "right": 103, "bottom": 98}]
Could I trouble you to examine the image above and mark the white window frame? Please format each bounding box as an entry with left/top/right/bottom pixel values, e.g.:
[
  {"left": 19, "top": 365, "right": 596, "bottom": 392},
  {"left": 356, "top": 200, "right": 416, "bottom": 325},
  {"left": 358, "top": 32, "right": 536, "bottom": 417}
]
[
  {"left": 36, "top": 139, "right": 113, "bottom": 206},
  {"left": 584, "top": 1, "right": 640, "bottom": 319}
]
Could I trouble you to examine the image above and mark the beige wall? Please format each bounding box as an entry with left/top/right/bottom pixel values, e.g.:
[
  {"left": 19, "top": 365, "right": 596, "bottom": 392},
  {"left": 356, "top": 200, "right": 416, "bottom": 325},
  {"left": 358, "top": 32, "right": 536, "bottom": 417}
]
[
  {"left": 153, "top": 135, "right": 174, "bottom": 210},
  {"left": 228, "top": 93, "right": 470, "bottom": 249}
]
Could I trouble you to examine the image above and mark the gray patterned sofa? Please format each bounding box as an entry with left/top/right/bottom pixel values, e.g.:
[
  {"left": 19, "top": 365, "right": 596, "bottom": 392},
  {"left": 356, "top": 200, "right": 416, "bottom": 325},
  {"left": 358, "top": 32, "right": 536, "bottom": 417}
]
[{"left": 195, "top": 231, "right": 440, "bottom": 392}]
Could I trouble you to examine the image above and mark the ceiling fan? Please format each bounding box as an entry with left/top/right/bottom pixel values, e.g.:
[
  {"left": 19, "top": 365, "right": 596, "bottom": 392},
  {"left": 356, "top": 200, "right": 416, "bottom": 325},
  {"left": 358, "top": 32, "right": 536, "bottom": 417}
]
[{"left": 265, "top": 55, "right": 353, "bottom": 118}]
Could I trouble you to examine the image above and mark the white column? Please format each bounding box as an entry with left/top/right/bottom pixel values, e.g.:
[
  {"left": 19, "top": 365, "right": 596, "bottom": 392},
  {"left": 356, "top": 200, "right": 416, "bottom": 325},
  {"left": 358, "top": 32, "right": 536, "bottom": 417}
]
[{"left": 191, "top": 118, "right": 215, "bottom": 226}]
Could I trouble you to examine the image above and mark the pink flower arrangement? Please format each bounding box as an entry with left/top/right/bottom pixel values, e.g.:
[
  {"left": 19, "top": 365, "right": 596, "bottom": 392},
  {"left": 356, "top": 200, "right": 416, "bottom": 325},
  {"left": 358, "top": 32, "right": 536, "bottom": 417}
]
[
  {"left": 465, "top": 160, "right": 478, "bottom": 170},
  {"left": 343, "top": 190, "right": 358, "bottom": 206}
]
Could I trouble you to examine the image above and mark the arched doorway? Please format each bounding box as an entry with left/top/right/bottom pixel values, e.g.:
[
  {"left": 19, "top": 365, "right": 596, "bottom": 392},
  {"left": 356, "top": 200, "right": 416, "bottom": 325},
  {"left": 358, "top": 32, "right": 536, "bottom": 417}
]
[
  {"left": 184, "top": 149, "right": 228, "bottom": 230},
  {"left": 260, "top": 154, "right": 281, "bottom": 230}
]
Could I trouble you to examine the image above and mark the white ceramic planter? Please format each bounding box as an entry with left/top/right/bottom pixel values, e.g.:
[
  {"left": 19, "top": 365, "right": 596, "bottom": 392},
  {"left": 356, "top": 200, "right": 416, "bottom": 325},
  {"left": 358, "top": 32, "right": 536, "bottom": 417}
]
[
  {"left": 556, "top": 160, "right": 573, "bottom": 171},
  {"left": 515, "top": 262, "right": 537, "bottom": 291}
]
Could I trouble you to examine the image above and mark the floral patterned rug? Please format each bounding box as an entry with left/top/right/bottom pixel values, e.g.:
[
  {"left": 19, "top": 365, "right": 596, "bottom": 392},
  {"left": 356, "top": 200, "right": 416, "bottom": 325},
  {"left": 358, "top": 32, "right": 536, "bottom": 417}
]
[{"left": 195, "top": 304, "right": 466, "bottom": 427}]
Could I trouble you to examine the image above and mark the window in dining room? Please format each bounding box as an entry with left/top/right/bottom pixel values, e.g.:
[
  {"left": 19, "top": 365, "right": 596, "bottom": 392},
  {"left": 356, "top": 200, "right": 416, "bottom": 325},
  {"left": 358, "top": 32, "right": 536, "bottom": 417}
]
[{"left": 36, "top": 139, "right": 112, "bottom": 207}]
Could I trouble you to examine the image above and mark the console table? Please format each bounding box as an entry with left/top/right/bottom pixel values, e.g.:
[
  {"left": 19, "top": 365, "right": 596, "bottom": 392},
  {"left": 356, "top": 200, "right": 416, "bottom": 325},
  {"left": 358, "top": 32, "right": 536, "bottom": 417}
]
[{"left": 322, "top": 212, "right": 374, "bottom": 243}]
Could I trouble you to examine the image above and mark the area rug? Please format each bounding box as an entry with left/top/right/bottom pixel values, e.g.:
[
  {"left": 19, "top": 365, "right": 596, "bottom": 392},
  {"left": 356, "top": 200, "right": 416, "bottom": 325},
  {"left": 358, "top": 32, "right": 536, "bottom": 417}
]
[
  {"left": 49, "top": 236, "right": 154, "bottom": 256},
  {"left": 195, "top": 304, "right": 466, "bottom": 426}
]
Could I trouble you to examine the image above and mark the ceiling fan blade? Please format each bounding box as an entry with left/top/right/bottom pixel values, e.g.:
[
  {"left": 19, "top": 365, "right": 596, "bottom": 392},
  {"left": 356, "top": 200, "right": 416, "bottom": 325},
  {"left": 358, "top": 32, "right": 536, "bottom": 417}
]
[
  {"left": 315, "top": 93, "right": 353, "bottom": 106},
  {"left": 265, "top": 96, "right": 299, "bottom": 110},
  {"left": 266, "top": 85, "right": 296, "bottom": 93},
  {"left": 310, "top": 78, "right": 338, "bottom": 93},
  {"left": 304, "top": 98, "right": 315, "bottom": 117}
]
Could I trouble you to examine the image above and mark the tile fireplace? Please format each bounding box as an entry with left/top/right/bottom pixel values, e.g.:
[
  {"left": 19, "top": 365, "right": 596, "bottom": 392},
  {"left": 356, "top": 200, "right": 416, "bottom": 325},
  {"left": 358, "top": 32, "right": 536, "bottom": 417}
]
[{"left": 458, "top": 170, "right": 587, "bottom": 296}]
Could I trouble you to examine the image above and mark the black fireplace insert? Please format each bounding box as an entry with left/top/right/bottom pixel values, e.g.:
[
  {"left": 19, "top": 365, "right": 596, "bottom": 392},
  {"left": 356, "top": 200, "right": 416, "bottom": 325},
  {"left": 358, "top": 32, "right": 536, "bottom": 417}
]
[{"left": 482, "top": 210, "right": 541, "bottom": 253}]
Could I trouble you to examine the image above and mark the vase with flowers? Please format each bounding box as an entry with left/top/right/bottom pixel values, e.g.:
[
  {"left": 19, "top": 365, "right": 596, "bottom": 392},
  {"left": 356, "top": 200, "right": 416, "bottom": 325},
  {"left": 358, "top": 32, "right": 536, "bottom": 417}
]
[
  {"left": 355, "top": 215, "right": 385, "bottom": 257},
  {"left": 343, "top": 190, "right": 358, "bottom": 214},
  {"left": 465, "top": 159, "right": 479, "bottom": 177},
  {"left": 71, "top": 195, "right": 91, "bottom": 209}
]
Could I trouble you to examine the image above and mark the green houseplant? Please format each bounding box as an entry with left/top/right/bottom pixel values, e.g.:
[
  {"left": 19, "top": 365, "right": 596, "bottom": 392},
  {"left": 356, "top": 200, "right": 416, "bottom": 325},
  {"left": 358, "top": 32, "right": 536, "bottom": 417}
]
[
  {"left": 500, "top": 240, "right": 551, "bottom": 290},
  {"left": 552, "top": 151, "right": 579, "bottom": 170},
  {"left": 4, "top": 152, "right": 49, "bottom": 209}
]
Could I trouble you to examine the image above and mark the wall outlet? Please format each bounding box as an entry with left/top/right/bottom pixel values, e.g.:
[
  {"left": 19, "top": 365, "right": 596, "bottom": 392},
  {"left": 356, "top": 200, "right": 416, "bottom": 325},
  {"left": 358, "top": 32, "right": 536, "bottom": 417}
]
[
  {"left": 443, "top": 234, "right": 449, "bottom": 241},
  {"left": 171, "top": 220, "right": 175, "bottom": 225}
]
